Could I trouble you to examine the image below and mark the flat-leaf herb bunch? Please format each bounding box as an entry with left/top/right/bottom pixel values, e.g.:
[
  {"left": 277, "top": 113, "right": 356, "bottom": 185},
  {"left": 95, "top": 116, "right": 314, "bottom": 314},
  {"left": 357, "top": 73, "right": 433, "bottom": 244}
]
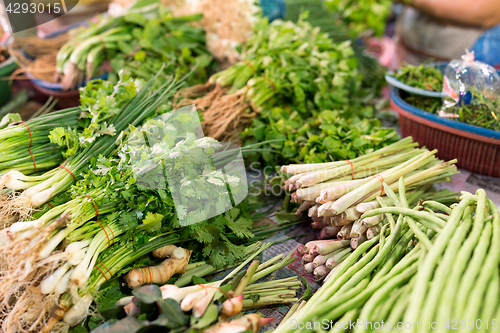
[{"left": 175, "top": 16, "right": 366, "bottom": 142}]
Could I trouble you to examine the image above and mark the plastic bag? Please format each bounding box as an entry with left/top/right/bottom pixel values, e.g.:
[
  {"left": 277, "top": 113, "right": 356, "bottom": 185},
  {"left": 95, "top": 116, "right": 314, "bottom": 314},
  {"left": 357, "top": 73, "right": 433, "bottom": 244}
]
[{"left": 441, "top": 50, "right": 500, "bottom": 117}]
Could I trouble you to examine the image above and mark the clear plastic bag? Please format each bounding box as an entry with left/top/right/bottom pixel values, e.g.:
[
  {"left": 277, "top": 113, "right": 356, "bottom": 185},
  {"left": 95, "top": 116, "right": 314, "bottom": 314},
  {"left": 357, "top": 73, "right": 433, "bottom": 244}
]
[{"left": 441, "top": 50, "right": 500, "bottom": 117}]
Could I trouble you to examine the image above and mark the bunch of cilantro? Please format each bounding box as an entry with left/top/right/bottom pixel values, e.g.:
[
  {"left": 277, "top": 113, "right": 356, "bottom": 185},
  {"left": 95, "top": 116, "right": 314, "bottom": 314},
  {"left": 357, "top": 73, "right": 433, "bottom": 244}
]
[{"left": 65, "top": 117, "right": 256, "bottom": 295}]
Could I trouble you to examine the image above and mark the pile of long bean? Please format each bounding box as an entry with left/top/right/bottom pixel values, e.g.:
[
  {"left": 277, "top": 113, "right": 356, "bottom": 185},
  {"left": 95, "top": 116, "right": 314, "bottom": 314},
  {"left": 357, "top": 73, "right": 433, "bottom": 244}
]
[
  {"left": 275, "top": 180, "right": 499, "bottom": 333},
  {"left": 280, "top": 137, "right": 458, "bottom": 282}
]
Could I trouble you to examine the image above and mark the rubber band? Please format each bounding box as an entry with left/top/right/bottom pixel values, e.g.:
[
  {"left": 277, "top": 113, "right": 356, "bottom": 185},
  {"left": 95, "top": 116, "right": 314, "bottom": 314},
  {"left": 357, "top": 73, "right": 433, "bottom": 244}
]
[
  {"left": 147, "top": 267, "right": 153, "bottom": 285},
  {"left": 47, "top": 202, "right": 54, "bottom": 209},
  {"left": 263, "top": 76, "right": 277, "bottom": 93},
  {"left": 372, "top": 174, "right": 385, "bottom": 196},
  {"left": 241, "top": 60, "right": 255, "bottom": 72},
  {"left": 82, "top": 195, "right": 99, "bottom": 217},
  {"left": 97, "top": 220, "right": 111, "bottom": 247},
  {"left": 20, "top": 122, "right": 32, "bottom": 146},
  {"left": 107, "top": 224, "right": 115, "bottom": 245},
  {"left": 94, "top": 265, "right": 108, "bottom": 281},
  {"left": 20, "top": 122, "right": 37, "bottom": 172},
  {"left": 96, "top": 260, "right": 112, "bottom": 279},
  {"left": 345, "top": 160, "right": 354, "bottom": 180},
  {"left": 199, "top": 284, "right": 229, "bottom": 298},
  {"left": 97, "top": 35, "right": 107, "bottom": 52},
  {"left": 28, "top": 147, "right": 37, "bottom": 173},
  {"left": 59, "top": 165, "right": 77, "bottom": 184}
]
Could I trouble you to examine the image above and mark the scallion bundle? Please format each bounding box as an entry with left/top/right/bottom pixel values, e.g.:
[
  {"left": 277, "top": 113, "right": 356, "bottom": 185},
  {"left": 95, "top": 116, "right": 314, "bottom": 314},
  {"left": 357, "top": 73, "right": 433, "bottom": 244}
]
[
  {"left": 0, "top": 74, "right": 184, "bottom": 223},
  {"left": 56, "top": 0, "right": 211, "bottom": 89},
  {"left": 0, "top": 108, "right": 79, "bottom": 178}
]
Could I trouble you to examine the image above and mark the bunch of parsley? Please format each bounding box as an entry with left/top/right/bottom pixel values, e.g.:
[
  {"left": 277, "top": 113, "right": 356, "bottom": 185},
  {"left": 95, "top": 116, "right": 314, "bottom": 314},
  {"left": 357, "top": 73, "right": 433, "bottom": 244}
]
[{"left": 242, "top": 108, "right": 399, "bottom": 166}]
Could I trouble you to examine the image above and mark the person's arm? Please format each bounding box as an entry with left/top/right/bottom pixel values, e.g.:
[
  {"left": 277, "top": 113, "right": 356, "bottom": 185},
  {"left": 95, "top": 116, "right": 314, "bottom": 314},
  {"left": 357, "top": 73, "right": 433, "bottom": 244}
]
[{"left": 407, "top": 0, "right": 500, "bottom": 28}]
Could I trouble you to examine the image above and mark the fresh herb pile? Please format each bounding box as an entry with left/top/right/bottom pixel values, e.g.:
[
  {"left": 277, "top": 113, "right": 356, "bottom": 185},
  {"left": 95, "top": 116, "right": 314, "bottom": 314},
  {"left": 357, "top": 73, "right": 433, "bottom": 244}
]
[
  {"left": 242, "top": 109, "right": 399, "bottom": 166},
  {"left": 324, "top": 0, "right": 392, "bottom": 37},
  {"left": 394, "top": 64, "right": 443, "bottom": 92},
  {"left": 455, "top": 92, "right": 500, "bottom": 131},
  {"left": 175, "top": 16, "right": 367, "bottom": 142},
  {"left": 0, "top": 76, "right": 271, "bottom": 332},
  {"left": 56, "top": 0, "right": 212, "bottom": 89},
  {"left": 405, "top": 93, "right": 500, "bottom": 131},
  {"left": 403, "top": 94, "right": 442, "bottom": 114},
  {"left": 274, "top": 187, "right": 500, "bottom": 333},
  {"left": 396, "top": 64, "right": 500, "bottom": 131}
]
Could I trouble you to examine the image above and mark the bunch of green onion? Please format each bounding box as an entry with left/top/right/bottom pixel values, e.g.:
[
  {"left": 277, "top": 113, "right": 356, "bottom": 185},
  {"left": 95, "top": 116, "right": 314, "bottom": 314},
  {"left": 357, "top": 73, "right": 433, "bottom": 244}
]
[
  {"left": 0, "top": 74, "right": 183, "bottom": 223},
  {"left": 56, "top": 0, "right": 211, "bottom": 89},
  {"left": 0, "top": 107, "right": 79, "bottom": 178}
]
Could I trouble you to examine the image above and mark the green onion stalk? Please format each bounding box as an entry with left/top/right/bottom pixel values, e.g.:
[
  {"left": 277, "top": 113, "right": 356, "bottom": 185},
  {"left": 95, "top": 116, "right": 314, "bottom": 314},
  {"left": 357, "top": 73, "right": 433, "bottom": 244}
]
[
  {"left": 0, "top": 108, "right": 80, "bottom": 179},
  {"left": 56, "top": 0, "right": 212, "bottom": 90},
  {"left": 0, "top": 74, "right": 184, "bottom": 223},
  {"left": 0, "top": 114, "right": 270, "bottom": 332}
]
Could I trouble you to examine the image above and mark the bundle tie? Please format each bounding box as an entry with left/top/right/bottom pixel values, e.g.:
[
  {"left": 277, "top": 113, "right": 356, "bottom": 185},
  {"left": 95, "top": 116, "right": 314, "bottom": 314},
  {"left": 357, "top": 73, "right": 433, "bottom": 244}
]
[
  {"left": 372, "top": 174, "right": 385, "bottom": 196},
  {"left": 140, "top": 266, "right": 153, "bottom": 284},
  {"left": 59, "top": 165, "right": 77, "bottom": 184},
  {"left": 345, "top": 160, "right": 354, "bottom": 180},
  {"left": 263, "top": 76, "right": 277, "bottom": 93},
  {"left": 20, "top": 122, "right": 37, "bottom": 172},
  {"left": 241, "top": 60, "right": 256, "bottom": 73},
  {"left": 82, "top": 195, "right": 99, "bottom": 217},
  {"left": 199, "top": 284, "right": 229, "bottom": 298},
  {"left": 95, "top": 260, "right": 113, "bottom": 280},
  {"left": 47, "top": 202, "right": 54, "bottom": 209},
  {"left": 96, "top": 220, "right": 114, "bottom": 247},
  {"left": 94, "top": 265, "right": 108, "bottom": 281},
  {"left": 97, "top": 35, "right": 107, "bottom": 53}
]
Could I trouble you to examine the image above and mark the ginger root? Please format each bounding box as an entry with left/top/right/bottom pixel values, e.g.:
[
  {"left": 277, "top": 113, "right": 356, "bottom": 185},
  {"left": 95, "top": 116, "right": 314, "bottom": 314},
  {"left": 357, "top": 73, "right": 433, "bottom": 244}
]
[
  {"left": 152, "top": 244, "right": 178, "bottom": 259},
  {"left": 124, "top": 247, "right": 191, "bottom": 289}
]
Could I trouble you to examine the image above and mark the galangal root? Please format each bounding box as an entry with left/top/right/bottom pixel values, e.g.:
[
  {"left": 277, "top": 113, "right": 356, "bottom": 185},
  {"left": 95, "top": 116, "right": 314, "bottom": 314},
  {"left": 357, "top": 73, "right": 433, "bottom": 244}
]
[{"left": 124, "top": 246, "right": 191, "bottom": 289}]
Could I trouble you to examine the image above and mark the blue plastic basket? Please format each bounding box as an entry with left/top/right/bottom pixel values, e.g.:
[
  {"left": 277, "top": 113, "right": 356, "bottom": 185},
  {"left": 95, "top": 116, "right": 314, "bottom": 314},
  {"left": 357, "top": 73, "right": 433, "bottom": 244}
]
[{"left": 391, "top": 87, "right": 500, "bottom": 177}]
